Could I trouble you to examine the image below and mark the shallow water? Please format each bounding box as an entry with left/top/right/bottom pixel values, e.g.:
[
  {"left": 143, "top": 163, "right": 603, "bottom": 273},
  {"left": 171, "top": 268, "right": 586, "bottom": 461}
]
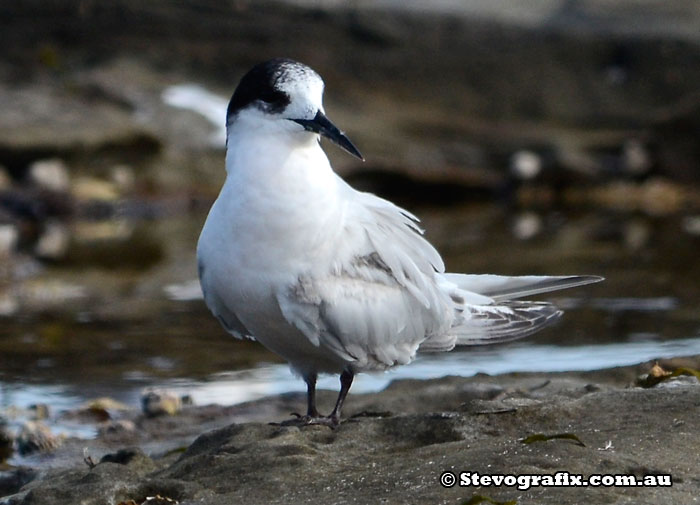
[{"left": 1, "top": 201, "right": 699, "bottom": 435}]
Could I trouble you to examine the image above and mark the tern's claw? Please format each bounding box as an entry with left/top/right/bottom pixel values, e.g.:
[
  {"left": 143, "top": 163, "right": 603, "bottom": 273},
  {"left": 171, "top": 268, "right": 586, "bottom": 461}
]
[{"left": 275, "top": 413, "right": 340, "bottom": 428}]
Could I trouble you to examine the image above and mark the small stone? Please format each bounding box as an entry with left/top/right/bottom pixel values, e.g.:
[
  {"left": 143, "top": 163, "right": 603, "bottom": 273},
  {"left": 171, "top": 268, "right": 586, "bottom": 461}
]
[
  {"left": 98, "top": 419, "right": 137, "bottom": 437},
  {"left": 0, "top": 224, "right": 19, "bottom": 257},
  {"left": 648, "top": 363, "right": 671, "bottom": 379},
  {"left": 512, "top": 212, "right": 542, "bottom": 240},
  {"left": 74, "top": 220, "right": 133, "bottom": 242},
  {"left": 110, "top": 164, "right": 135, "bottom": 192},
  {"left": 83, "top": 397, "right": 131, "bottom": 412},
  {"left": 67, "top": 397, "right": 132, "bottom": 423},
  {"left": 681, "top": 215, "right": 700, "bottom": 236},
  {"left": 164, "top": 279, "right": 203, "bottom": 301},
  {"left": 623, "top": 219, "right": 650, "bottom": 250},
  {"left": 71, "top": 176, "right": 120, "bottom": 201},
  {"left": 0, "top": 291, "right": 19, "bottom": 317},
  {"left": 0, "top": 165, "right": 12, "bottom": 190},
  {"left": 622, "top": 139, "right": 652, "bottom": 176},
  {"left": 510, "top": 150, "right": 542, "bottom": 180},
  {"left": 28, "top": 159, "right": 70, "bottom": 192},
  {"left": 141, "top": 389, "right": 182, "bottom": 417},
  {"left": 28, "top": 403, "right": 50, "bottom": 420},
  {"left": 34, "top": 220, "right": 70, "bottom": 259}
]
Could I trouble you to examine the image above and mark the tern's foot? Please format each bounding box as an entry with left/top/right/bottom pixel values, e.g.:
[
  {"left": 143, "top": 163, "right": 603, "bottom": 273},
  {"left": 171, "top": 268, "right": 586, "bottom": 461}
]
[{"left": 275, "top": 412, "right": 340, "bottom": 428}]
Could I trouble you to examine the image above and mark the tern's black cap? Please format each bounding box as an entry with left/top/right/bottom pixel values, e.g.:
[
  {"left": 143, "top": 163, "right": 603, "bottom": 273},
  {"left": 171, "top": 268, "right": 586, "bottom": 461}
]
[{"left": 226, "top": 58, "right": 314, "bottom": 124}]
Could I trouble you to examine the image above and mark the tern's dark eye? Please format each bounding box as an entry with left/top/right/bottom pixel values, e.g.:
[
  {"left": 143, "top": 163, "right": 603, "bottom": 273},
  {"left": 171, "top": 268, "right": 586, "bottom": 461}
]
[
  {"left": 227, "top": 58, "right": 296, "bottom": 122},
  {"left": 256, "top": 87, "right": 290, "bottom": 113}
]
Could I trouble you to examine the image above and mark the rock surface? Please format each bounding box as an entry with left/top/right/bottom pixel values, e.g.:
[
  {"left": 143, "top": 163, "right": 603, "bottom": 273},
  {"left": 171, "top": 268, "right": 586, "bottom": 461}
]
[
  {"left": 2, "top": 0, "right": 700, "bottom": 189},
  {"left": 2, "top": 356, "right": 698, "bottom": 504}
]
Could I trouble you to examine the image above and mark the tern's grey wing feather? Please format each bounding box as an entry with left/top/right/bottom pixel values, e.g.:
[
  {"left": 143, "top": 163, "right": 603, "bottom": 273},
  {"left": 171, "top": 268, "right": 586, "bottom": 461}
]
[
  {"left": 276, "top": 192, "right": 454, "bottom": 370},
  {"left": 354, "top": 191, "right": 447, "bottom": 309},
  {"left": 277, "top": 263, "right": 449, "bottom": 371}
]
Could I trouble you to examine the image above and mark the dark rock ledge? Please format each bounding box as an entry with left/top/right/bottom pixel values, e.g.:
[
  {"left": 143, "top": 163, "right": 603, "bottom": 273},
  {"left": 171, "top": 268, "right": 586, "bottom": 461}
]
[{"left": 2, "top": 356, "right": 698, "bottom": 505}]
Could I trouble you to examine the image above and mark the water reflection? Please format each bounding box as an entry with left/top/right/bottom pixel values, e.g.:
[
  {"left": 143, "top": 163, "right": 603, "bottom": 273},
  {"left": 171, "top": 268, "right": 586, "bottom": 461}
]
[
  {"left": 2, "top": 335, "right": 699, "bottom": 415},
  {"left": 187, "top": 335, "right": 700, "bottom": 400},
  {"left": 1, "top": 201, "right": 700, "bottom": 419}
]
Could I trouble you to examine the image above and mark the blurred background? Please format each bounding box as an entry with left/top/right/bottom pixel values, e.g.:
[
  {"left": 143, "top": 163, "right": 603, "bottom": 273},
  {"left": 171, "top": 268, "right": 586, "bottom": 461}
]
[{"left": 1, "top": 0, "right": 699, "bottom": 429}]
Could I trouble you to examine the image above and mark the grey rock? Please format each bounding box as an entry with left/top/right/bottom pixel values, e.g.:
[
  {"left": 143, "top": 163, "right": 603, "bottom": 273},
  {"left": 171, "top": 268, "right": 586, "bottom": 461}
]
[
  {"left": 0, "top": 419, "right": 13, "bottom": 462},
  {"left": 1, "top": 0, "right": 700, "bottom": 191},
  {"left": 7, "top": 358, "right": 699, "bottom": 505},
  {"left": 0, "top": 468, "right": 36, "bottom": 499}
]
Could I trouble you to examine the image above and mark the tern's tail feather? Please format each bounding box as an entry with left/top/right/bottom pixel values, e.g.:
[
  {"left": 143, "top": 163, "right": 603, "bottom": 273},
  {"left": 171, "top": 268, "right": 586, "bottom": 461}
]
[
  {"left": 441, "top": 274, "right": 604, "bottom": 301},
  {"left": 420, "top": 273, "right": 602, "bottom": 350},
  {"left": 451, "top": 301, "right": 562, "bottom": 346}
]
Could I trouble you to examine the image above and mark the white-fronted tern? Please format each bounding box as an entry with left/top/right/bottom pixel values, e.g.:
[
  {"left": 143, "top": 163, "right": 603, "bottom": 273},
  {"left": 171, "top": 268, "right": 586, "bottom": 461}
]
[{"left": 197, "top": 58, "right": 603, "bottom": 426}]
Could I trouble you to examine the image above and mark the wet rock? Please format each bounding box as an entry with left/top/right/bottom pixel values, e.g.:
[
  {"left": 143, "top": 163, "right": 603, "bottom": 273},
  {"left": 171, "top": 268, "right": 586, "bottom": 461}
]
[
  {"left": 0, "top": 79, "right": 161, "bottom": 181},
  {"left": 4, "top": 358, "right": 700, "bottom": 504},
  {"left": 62, "top": 398, "right": 132, "bottom": 424},
  {"left": 16, "top": 421, "right": 62, "bottom": 455},
  {"left": 99, "top": 448, "right": 157, "bottom": 475},
  {"left": 0, "top": 467, "right": 37, "bottom": 497},
  {"left": 141, "top": 390, "right": 182, "bottom": 418},
  {"left": 0, "top": 418, "right": 13, "bottom": 462},
  {"left": 4, "top": 447, "right": 192, "bottom": 505}
]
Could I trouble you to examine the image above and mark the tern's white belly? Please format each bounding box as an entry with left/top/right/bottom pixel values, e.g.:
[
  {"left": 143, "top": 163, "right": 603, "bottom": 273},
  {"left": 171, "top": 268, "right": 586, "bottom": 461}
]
[{"left": 196, "top": 159, "right": 349, "bottom": 375}]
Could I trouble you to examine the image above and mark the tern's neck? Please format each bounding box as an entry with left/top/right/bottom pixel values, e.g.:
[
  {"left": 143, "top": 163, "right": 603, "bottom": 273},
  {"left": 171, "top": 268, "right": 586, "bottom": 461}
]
[{"left": 224, "top": 130, "right": 337, "bottom": 197}]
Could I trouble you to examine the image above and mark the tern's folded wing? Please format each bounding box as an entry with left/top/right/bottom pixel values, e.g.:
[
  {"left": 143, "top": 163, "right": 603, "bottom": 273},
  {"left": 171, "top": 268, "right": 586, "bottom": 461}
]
[
  {"left": 276, "top": 191, "right": 455, "bottom": 370},
  {"left": 277, "top": 261, "right": 449, "bottom": 371}
]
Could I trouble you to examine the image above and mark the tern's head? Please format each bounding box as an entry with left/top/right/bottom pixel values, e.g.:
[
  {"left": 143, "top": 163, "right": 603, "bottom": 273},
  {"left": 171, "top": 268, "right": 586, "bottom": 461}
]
[{"left": 225, "top": 58, "right": 363, "bottom": 160}]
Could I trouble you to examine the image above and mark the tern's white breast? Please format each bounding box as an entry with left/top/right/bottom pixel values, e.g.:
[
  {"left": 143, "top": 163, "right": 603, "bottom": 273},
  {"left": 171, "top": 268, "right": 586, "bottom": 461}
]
[{"left": 197, "top": 131, "right": 347, "bottom": 369}]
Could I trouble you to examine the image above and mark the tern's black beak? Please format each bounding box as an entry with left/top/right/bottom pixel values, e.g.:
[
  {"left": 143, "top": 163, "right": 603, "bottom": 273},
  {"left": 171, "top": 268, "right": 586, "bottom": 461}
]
[{"left": 291, "top": 111, "right": 364, "bottom": 161}]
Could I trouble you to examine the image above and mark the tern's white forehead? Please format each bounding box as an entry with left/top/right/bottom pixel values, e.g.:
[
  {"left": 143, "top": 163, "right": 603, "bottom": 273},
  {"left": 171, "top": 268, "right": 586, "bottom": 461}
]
[{"left": 274, "top": 62, "right": 325, "bottom": 117}]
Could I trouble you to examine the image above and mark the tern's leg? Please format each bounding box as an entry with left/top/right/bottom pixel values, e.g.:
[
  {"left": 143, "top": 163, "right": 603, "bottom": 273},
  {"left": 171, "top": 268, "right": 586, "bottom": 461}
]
[
  {"left": 282, "top": 369, "right": 354, "bottom": 428},
  {"left": 327, "top": 369, "right": 354, "bottom": 425},
  {"left": 287, "top": 372, "right": 320, "bottom": 420},
  {"left": 305, "top": 372, "right": 320, "bottom": 418}
]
